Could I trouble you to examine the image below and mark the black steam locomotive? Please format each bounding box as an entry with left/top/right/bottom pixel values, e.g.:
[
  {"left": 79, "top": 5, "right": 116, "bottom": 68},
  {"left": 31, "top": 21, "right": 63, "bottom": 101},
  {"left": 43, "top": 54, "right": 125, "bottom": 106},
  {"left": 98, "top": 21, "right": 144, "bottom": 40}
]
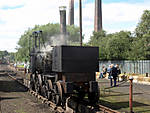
[{"left": 29, "top": 31, "right": 99, "bottom": 106}]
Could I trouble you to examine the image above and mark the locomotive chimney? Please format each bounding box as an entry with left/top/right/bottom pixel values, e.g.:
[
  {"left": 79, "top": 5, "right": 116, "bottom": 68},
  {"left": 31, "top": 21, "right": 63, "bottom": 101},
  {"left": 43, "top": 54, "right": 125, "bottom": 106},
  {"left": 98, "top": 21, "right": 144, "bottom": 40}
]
[
  {"left": 68, "top": 0, "right": 74, "bottom": 25},
  {"left": 59, "top": 6, "right": 66, "bottom": 35},
  {"left": 94, "top": 0, "right": 102, "bottom": 32}
]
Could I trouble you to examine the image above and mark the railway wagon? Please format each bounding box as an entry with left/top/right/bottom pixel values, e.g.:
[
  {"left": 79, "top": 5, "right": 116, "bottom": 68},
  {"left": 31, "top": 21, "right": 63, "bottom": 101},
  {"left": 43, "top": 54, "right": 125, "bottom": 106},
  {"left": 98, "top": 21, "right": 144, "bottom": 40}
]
[{"left": 29, "top": 32, "right": 99, "bottom": 107}]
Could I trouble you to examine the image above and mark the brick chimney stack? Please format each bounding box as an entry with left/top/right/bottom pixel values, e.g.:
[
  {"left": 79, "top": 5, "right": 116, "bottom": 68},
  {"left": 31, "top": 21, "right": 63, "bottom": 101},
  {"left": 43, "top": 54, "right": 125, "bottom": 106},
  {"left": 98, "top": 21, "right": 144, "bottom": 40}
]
[
  {"left": 94, "top": 0, "right": 102, "bottom": 32},
  {"left": 59, "top": 6, "right": 66, "bottom": 35},
  {"left": 68, "top": 0, "right": 74, "bottom": 25}
]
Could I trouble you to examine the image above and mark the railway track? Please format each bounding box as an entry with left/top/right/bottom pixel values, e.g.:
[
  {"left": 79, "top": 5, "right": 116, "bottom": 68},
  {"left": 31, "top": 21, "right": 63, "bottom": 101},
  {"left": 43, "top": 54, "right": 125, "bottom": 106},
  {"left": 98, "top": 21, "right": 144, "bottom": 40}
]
[
  {"left": 7, "top": 66, "right": 120, "bottom": 113},
  {"left": 98, "top": 105, "right": 120, "bottom": 113},
  {"left": 7, "top": 72, "right": 65, "bottom": 113}
]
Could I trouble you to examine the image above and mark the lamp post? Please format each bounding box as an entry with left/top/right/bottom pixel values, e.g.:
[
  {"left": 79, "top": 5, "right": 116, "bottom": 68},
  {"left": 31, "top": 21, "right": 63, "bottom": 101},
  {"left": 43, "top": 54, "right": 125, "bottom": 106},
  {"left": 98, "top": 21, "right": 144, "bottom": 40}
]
[{"left": 79, "top": 0, "right": 82, "bottom": 46}]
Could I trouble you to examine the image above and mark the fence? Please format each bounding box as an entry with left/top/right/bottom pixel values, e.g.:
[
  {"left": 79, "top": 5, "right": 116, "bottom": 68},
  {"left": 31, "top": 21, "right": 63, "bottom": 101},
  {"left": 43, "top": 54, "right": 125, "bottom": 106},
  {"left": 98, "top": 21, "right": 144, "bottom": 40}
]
[{"left": 99, "top": 60, "right": 150, "bottom": 74}]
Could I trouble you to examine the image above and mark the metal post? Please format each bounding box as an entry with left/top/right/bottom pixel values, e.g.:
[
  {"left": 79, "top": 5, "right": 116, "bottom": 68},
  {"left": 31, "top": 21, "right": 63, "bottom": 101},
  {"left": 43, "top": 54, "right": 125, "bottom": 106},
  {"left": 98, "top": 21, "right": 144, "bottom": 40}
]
[
  {"left": 129, "top": 76, "right": 133, "bottom": 113},
  {"left": 29, "top": 35, "right": 31, "bottom": 53},
  {"left": 39, "top": 34, "right": 40, "bottom": 50},
  {"left": 35, "top": 35, "right": 37, "bottom": 49},
  {"left": 38, "top": 31, "right": 42, "bottom": 50},
  {"left": 79, "top": 0, "right": 82, "bottom": 46}
]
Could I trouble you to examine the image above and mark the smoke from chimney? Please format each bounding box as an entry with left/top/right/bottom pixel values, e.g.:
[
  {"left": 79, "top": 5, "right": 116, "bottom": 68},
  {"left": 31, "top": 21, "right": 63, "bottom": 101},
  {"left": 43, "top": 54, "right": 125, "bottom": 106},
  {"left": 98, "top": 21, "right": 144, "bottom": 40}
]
[{"left": 94, "top": 0, "right": 102, "bottom": 32}]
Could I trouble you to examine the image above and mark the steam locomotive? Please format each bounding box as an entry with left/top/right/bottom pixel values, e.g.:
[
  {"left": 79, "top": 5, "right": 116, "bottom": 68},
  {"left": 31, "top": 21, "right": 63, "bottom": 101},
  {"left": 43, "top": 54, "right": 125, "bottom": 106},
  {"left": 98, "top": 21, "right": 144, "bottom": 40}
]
[{"left": 29, "top": 31, "right": 99, "bottom": 107}]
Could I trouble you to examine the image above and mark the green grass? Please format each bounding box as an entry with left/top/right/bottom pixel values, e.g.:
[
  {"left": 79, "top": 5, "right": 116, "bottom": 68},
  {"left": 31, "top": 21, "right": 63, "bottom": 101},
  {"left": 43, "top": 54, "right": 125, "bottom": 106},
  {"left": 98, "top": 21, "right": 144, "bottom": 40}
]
[
  {"left": 17, "top": 65, "right": 24, "bottom": 68},
  {"left": 99, "top": 87, "right": 150, "bottom": 113},
  {"left": 15, "top": 109, "right": 27, "bottom": 113}
]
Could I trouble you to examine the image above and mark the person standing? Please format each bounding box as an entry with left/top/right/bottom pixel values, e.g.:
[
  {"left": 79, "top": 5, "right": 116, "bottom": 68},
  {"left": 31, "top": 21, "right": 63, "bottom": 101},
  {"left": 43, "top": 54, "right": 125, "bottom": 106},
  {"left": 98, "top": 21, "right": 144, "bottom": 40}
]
[
  {"left": 115, "top": 64, "right": 121, "bottom": 82},
  {"left": 14, "top": 62, "right": 17, "bottom": 69},
  {"left": 110, "top": 64, "right": 118, "bottom": 87},
  {"left": 24, "top": 62, "right": 27, "bottom": 75},
  {"left": 99, "top": 65, "right": 107, "bottom": 78},
  {"left": 102, "top": 66, "right": 107, "bottom": 78},
  {"left": 107, "top": 65, "right": 113, "bottom": 87},
  {"left": 26, "top": 62, "right": 30, "bottom": 74}
]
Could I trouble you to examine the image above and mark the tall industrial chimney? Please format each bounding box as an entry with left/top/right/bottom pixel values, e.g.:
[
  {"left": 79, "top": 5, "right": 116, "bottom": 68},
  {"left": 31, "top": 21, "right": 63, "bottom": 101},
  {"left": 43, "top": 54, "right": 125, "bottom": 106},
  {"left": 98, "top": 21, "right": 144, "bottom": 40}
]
[
  {"left": 94, "top": 0, "right": 102, "bottom": 32},
  {"left": 68, "top": 0, "right": 74, "bottom": 25},
  {"left": 59, "top": 6, "right": 66, "bottom": 35}
]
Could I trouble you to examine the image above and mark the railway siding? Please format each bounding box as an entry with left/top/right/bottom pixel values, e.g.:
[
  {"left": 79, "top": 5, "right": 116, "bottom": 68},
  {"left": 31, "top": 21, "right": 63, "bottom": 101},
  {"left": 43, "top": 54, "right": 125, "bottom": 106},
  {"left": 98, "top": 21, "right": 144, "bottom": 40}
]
[{"left": 0, "top": 65, "right": 54, "bottom": 113}]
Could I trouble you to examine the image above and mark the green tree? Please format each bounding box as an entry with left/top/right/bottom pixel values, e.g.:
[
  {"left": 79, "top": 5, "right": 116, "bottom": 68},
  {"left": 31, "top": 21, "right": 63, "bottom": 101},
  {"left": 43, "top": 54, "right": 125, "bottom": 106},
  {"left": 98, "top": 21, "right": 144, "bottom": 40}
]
[
  {"left": 88, "top": 30, "right": 106, "bottom": 46},
  {"left": 88, "top": 30, "right": 108, "bottom": 60},
  {"left": 16, "top": 23, "right": 80, "bottom": 62},
  {"left": 129, "top": 33, "right": 150, "bottom": 60},
  {"left": 131, "top": 10, "right": 150, "bottom": 60},
  {"left": 135, "top": 10, "right": 150, "bottom": 37},
  {"left": 105, "top": 31, "right": 132, "bottom": 60},
  {"left": 67, "top": 25, "right": 80, "bottom": 42},
  {"left": 0, "top": 50, "right": 8, "bottom": 58},
  {"left": 88, "top": 30, "right": 132, "bottom": 60}
]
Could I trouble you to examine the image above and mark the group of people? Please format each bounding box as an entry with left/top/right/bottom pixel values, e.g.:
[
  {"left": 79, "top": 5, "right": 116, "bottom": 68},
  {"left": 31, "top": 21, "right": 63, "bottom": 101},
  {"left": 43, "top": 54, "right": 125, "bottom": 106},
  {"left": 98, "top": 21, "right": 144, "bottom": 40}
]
[
  {"left": 24, "top": 62, "right": 30, "bottom": 74},
  {"left": 13, "top": 62, "right": 30, "bottom": 75},
  {"left": 99, "top": 64, "right": 121, "bottom": 87}
]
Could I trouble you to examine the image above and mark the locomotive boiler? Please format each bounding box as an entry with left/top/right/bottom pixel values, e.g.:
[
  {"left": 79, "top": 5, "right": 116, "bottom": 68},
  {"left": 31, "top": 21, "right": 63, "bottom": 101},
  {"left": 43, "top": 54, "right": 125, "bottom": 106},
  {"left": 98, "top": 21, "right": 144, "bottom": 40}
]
[{"left": 29, "top": 31, "right": 99, "bottom": 106}]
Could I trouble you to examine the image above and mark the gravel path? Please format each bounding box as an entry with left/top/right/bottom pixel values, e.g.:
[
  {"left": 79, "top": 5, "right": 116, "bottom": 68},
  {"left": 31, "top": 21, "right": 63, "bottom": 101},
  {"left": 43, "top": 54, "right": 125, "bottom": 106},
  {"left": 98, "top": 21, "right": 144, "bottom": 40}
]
[
  {"left": 0, "top": 65, "right": 53, "bottom": 113},
  {"left": 98, "top": 78, "right": 150, "bottom": 113}
]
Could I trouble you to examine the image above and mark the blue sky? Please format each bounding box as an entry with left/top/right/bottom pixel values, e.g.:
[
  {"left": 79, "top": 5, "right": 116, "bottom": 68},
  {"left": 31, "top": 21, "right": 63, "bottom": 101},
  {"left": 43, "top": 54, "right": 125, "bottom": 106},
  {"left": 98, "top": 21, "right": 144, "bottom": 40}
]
[
  {"left": 1, "top": 5, "right": 24, "bottom": 10},
  {"left": 103, "top": 0, "right": 144, "bottom": 3},
  {"left": 75, "top": 0, "right": 145, "bottom": 4},
  {"left": 0, "top": 0, "right": 150, "bottom": 52}
]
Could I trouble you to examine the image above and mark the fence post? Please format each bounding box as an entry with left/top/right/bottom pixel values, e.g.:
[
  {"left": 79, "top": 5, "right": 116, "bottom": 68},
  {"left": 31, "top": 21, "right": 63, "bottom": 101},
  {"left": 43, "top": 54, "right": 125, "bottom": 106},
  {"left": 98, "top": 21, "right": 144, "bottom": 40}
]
[{"left": 129, "top": 76, "right": 134, "bottom": 113}]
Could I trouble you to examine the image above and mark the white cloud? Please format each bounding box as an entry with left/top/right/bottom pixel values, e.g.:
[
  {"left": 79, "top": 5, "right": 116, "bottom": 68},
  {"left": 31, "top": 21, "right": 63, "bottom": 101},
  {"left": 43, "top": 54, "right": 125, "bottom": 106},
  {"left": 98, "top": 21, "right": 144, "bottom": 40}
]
[
  {"left": 0, "top": 0, "right": 150, "bottom": 51},
  {"left": 0, "top": 0, "right": 69, "bottom": 52},
  {"left": 103, "top": 2, "right": 150, "bottom": 23},
  {"left": 0, "top": 38, "right": 19, "bottom": 52}
]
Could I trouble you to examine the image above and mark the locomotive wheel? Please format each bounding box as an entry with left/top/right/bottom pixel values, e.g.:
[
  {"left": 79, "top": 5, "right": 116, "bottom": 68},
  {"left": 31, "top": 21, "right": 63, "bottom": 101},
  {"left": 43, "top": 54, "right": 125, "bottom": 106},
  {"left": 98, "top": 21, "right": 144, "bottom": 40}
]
[
  {"left": 41, "top": 80, "right": 53, "bottom": 99},
  {"left": 35, "top": 79, "right": 40, "bottom": 93},
  {"left": 29, "top": 74, "right": 35, "bottom": 90},
  {"left": 47, "top": 80, "right": 53, "bottom": 90},
  {"left": 38, "top": 74, "right": 42, "bottom": 87},
  {"left": 29, "top": 74, "right": 34, "bottom": 90},
  {"left": 35, "top": 74, "right": 42, "bottom": 94},
  {"left": 47, "top": 80, "right": 53, "bottom": 100},
  {"left": 41, "top": 85, "right": 48, "bottom": 98},
  {"left": 55, "top": 81, "right": 63, "bottom": 106}
]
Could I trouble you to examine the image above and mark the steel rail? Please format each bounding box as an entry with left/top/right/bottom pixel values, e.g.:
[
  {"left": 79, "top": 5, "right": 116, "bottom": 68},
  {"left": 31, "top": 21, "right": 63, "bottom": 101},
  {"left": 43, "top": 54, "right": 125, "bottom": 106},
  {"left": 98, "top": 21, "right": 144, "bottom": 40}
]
[
  {"left": 98, "top": 105, "right": 120, "bottom": 113},
  {"left": 7, "top": 72, "right": 65, "bottom": 113}
]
